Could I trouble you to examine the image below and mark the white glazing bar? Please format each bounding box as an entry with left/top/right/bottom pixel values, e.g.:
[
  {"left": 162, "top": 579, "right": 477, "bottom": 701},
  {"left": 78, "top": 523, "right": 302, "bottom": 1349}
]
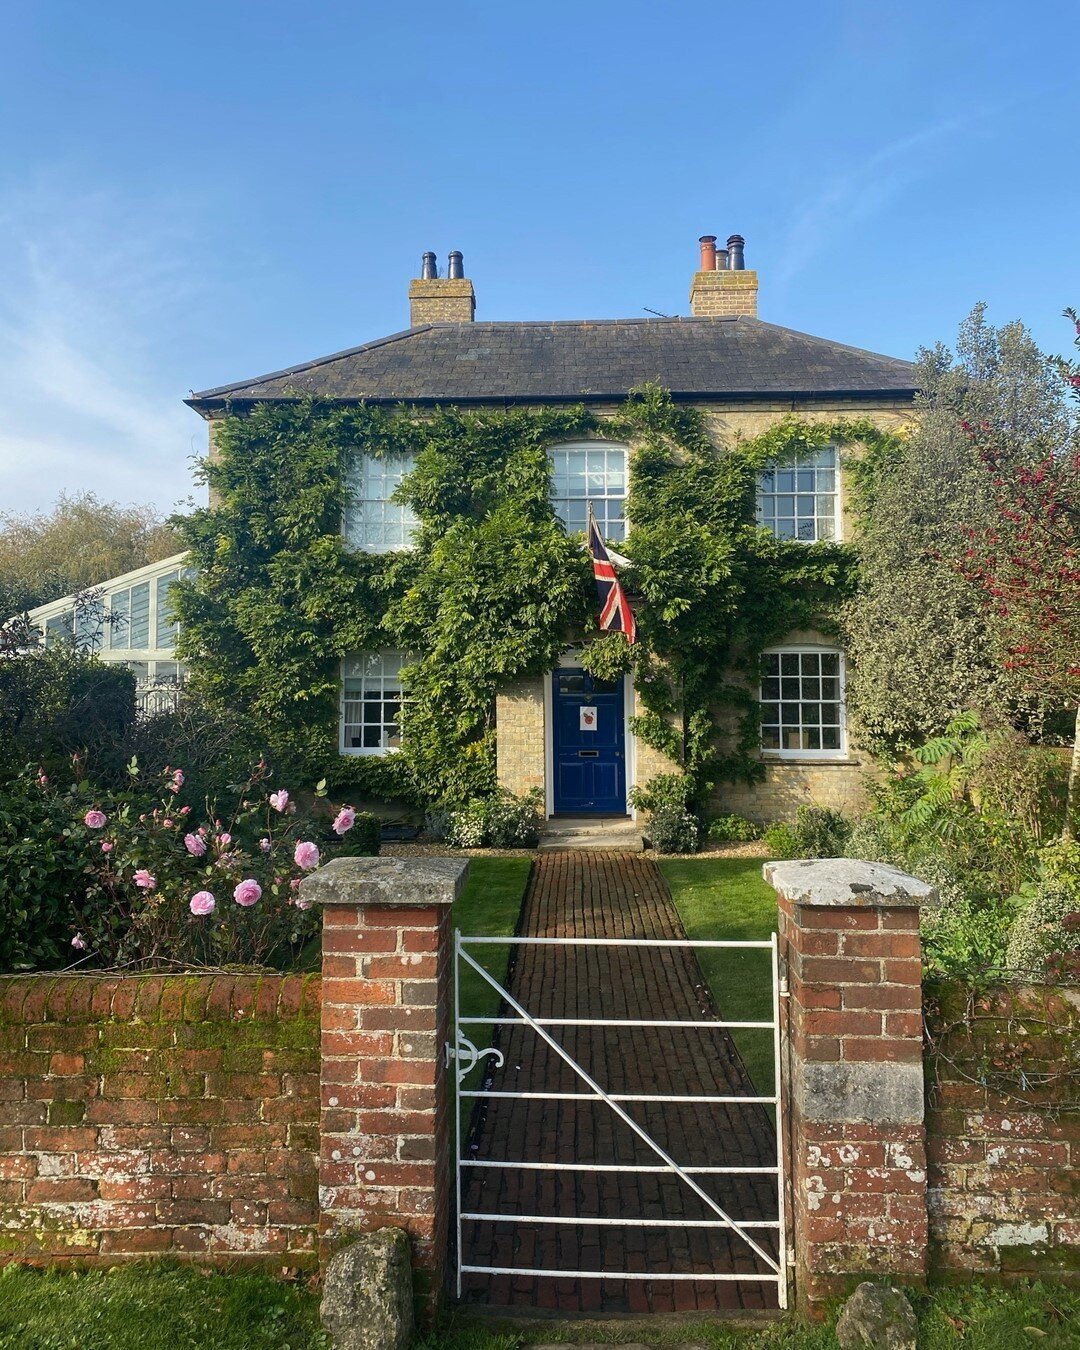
[
  {"left": 772, "top": 930, "right": 790, "bottom": 1312},
  {"left": 459, "top": 1161, "right": 780, "bottom": 1174},
  {"left": 459, "top": 1016, "right": 776, "bottom": 1029},
  {"left": 461, "top": 1266, "right": 779, "bottom": 1283},
  {"left": 460, "top": 936, "right": 773, "bottom": 949},
  {"left": 456, "top": 944, "right": 781, "bottom": 1275},
  {"left": 461, "top": 1213, "right": 781, "bottom": 1229},
  {"left": 460, "top": 1091, "right": 777, "bottom": 1104}
]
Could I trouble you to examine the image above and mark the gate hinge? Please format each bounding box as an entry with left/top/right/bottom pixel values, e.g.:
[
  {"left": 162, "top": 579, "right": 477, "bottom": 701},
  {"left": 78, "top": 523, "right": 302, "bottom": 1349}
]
[{"left": 445, "top": 1033, "right": 505, "bottom": 1086}]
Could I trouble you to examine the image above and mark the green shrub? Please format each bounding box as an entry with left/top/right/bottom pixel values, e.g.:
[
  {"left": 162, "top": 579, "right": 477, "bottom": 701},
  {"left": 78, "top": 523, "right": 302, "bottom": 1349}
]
[
  {"left": 762, "top": 805, "right": 853, "bottom": 860},
  {"left": 631, "top": 774, "right": 701, "bottom": 854},
  {"left": 1006, "top": 840, "right": 1080, "bottom": 980},
  {"left": 762, "top": 822, "right": 801, "bottom": 858},
  {"left": 446, "top": 789, "right": 542, "bottom": 849},
  {"left": 646, "top": 803, "right": 700, "bottom": 854},
  {"left": 793, "top": 804, "right": 853, "bottom": 857},
  {"left": 707, "top": 813, "right": 761, "bottom": 842},
  {"left": 0, "top": 646, "right": 136, "bottom": 784},
  {"left": 341, "top": 810, "right": 381, "bottom": 857},
  {"left": 0, "top": 775, "right": 86, "bottom": 972}
]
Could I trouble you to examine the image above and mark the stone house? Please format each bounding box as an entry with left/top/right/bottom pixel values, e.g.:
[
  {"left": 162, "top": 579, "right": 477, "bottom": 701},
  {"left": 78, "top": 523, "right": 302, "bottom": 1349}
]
[{"left": 29, "top": 236, "right": 915, "bottom": 822}]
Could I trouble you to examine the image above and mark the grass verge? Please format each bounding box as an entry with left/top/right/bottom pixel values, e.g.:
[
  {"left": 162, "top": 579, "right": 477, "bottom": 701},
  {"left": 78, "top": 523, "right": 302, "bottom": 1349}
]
[
  {"left": 0, "top": 1262, "right": 326, "bottom": 1350},
  {"left": 450, "top": 856, "right": 533, "bottom": 1133},
  {"left": 658, "top": 857, "right": 778, "bottom": 1094},
  {"left": 428, "top": 1279, "right": 1080, "bottom": 1348}
]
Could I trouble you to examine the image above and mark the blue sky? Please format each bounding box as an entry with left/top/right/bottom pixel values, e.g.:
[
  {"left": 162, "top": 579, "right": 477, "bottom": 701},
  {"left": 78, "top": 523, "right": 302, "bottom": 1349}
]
[{"left": 1, "top": 0, "right": 1078, "bottom": 513}]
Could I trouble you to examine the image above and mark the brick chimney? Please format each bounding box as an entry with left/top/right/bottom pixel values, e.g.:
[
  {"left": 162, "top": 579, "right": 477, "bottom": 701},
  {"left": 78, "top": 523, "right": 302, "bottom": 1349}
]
[
  {"left": 689, "top": 233, "right": 758, "bottom": 318},
  {"left": 408, "top": 250, "right": 475, "bottom": 325}
]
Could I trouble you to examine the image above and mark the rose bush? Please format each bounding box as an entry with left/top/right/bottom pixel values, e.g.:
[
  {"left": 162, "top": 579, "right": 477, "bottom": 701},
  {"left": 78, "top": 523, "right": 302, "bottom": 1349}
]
[{"left": 9, "top": 758, "right": 380, "bottom": 970}]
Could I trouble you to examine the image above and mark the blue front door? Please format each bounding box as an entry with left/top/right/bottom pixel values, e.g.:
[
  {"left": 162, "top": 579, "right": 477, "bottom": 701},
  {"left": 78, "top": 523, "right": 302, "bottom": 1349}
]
[{"left": 552, "top": 669, "right": 626, "bottom": 814}]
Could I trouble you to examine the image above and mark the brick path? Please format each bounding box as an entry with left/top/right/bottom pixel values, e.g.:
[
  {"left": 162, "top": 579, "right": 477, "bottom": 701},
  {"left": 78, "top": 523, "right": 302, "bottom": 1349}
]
[{"left": 458, "top": 852, "right": 780, "bottom": 1314}]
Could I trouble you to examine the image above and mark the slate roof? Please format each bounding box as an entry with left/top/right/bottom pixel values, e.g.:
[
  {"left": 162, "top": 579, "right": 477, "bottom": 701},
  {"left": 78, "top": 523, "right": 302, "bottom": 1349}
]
[{"left": 187, "top": 316, "right": 915, "bottom": 410}]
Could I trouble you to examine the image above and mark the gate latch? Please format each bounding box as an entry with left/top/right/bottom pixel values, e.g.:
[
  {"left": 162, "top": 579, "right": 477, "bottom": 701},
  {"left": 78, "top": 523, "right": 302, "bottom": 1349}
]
[{"left": 445, "top": 1032, "right": 505, "bottom": 1087}]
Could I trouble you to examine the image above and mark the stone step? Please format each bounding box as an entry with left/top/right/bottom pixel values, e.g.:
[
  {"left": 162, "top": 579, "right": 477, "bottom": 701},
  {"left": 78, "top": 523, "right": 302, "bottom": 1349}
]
[{"left": 538, "top": 816, "right": 644, "bottom": 852}]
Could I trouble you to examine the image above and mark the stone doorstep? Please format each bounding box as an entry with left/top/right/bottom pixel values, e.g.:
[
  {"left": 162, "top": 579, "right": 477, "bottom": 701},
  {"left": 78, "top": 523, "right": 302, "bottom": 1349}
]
[{"left": 539, "top": 816, "right": 645, "bottom": 852}]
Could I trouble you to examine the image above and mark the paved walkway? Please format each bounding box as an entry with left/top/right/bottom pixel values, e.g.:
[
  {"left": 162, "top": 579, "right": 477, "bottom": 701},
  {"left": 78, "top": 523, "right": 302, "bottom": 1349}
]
[{"left": 459, "top": 852, "right": 780, "bottom": 1314}]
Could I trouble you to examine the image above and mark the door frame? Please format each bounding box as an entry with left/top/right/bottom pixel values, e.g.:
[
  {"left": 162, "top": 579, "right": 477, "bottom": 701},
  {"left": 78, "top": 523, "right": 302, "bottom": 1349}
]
[{"left": 543, "top": 650, "right": 635, "bottom": 819}]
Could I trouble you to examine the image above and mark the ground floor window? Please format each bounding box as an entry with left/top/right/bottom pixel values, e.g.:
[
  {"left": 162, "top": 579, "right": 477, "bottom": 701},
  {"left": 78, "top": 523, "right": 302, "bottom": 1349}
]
[
  {"left": 341, "top": 651, "right": 406, "bottom": 755},
  {"left": 759, "top": 647, "right": 845, "bottom": 757}
]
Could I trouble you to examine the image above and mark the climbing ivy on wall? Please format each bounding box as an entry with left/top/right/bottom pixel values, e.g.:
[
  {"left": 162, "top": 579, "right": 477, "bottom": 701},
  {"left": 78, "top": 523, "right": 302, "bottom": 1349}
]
[{"left": 172, "top": 389, "right": 898, "bottom": 808}]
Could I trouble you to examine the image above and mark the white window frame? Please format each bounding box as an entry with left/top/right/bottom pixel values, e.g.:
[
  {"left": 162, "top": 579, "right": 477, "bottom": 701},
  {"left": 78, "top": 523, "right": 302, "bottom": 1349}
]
[
  {"left": 548, "top": 441, "right": 629, "bottom": 542},
  {"left": 340, "top": 651, "right": 408, "bottom": 757},
  {"left": 756, "top": 445, "right": 840, "bottom": 543},
  {"left": 343, "top": 453, "right": 419, "bottom": 553},
  {"left": 759, "top": 645, "right": 847, "bottom": 761}
]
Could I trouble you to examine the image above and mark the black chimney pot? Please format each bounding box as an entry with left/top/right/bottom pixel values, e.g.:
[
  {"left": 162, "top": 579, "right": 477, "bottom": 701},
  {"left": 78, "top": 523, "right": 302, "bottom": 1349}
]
[
  {"left": 447, "top": 250, "right": 464, "bottom": 279},
  {"left": 421, "top": 251, "right": 437, "bottom": 279},
  {"left": 727, "top": 235, "right": 745, "bottom": 270}
]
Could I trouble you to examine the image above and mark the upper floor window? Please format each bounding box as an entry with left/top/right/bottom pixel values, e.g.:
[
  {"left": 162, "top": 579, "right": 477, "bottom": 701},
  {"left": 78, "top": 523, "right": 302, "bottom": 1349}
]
[
  {"left": 760, "top": 647, "right": 845, "bottom": 758},
  {"left": 756, "top": 446, "right": 838, "bottom": 542},
  {"left": 549, "top": 442, "right": 628, "bottom": 542},
  {"left": 344, "top": 454, "right": 419, "bottom": 553},
  {"left": 341, "top": 651, "right": 407, "bottom": 756}
]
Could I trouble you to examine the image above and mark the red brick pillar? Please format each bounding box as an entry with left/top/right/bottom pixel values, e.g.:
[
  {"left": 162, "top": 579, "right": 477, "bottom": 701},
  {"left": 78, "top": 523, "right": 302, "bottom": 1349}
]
[
  {"left": 300, "top": 856, "right": 467, "bottom": 1314},
  {"left": 764, "top": 859, "right": 934, "bottom": 1313}
]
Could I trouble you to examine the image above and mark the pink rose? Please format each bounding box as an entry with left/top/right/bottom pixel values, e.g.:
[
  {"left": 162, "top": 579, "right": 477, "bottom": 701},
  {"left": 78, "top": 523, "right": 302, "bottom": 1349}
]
[
  {"left": 233, "top": 878, "right": 262, "bottom": 908},
  {"left": 172, "top": 770, "right": 185, "bottom": 788},
  {"left": 163, "top": 818, "right": 174, "bottom": 829},
  {"left": 133, "top": 869, "right": 156, "bottom": 890},
  {"left": 37, "top": 771, "right": 48, "bottom": 787},
  {"left": 71, "top": 933, "right": 87, "bottom": 951},
  {"left": 332, "top": 806, "right": 356, "bottom": 836},
  {"left": 216, "top": 832, "right": 232, "bottom": 849},
  {"left": 259, "top": 837, "right": 271, "bottom": 852},
  {"left": 189, "top": 891, "right": 216, "bottom": 916},
  {"left": 100, "top": 841, "right": 113, "bottom": 854},
  {"left": 184, "top": 833, "right": 207, "bottom": 858},
  {"left": 269, "top": 790, "right": 290, "bottom": 813},
  {"left": 83, "top": 810, "right": 107, "bottom": 829},
  {"left": 293, "top": 840, "right": 320, "bottom": 871},
  {"left": 294, "top": 896, "right": 312, "bottom": 911},
  {"left": 180, "top": 805, "right": 191, "bottom": 815},
  {"left": 290, "top": 877, "right": 301, "bottom": 892}
]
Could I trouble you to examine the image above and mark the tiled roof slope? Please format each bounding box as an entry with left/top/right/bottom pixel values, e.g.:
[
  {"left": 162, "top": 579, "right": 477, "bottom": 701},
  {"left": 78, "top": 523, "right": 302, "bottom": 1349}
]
[{"left": 188, "top": 316, "right": 915, "bottom": 408}]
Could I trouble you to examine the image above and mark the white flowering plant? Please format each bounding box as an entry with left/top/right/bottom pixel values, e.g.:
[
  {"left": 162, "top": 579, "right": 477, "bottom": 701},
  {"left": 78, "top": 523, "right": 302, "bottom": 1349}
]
[{"left": 36, "top": 757, "right": 377, "bottom": 969}]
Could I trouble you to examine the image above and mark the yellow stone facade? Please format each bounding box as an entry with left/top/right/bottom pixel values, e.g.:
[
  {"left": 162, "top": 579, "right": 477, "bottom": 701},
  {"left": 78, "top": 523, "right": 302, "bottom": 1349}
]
[{"left": 494, "top": 400, "right": 913, "bottom": 821}]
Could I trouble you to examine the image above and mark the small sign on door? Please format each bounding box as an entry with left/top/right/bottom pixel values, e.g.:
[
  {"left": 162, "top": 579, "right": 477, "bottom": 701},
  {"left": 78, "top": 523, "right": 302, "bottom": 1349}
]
[{"left": 580, "top": 706, "right": 598, "bottom": 732}]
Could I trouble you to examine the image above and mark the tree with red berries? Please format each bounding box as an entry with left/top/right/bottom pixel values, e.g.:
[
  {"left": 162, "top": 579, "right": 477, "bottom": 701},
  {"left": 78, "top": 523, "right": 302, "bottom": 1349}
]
[{"left": 957, "top": 310, "right": 1080, "bottom": 837}]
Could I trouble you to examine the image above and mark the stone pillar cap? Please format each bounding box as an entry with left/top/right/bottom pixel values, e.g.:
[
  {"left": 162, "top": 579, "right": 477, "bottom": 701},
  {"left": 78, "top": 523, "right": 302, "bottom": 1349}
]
[
  {"left": 299, "top": 855, "right": 468, "bottom": 908},
  {"left": 763, "top": 857, "right": 936, "bottom": 909}
]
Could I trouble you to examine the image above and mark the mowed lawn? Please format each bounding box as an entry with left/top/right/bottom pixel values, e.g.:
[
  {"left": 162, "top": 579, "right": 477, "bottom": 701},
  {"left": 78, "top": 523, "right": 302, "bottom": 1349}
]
[{"left": 658, "top": 857, "right": 779, "bottom": 1094}]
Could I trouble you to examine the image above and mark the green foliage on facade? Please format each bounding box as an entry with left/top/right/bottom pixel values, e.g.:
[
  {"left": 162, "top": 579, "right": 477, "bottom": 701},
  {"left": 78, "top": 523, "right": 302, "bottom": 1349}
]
[{"left": 173, "top": 389, "right": 884, "bottom": 806}]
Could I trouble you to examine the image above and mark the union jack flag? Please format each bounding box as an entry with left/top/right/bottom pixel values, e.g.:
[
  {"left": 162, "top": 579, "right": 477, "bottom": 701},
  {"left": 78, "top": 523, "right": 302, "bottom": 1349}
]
[{"left": 587, "top": 504, "right": 636, "bottom": 643}]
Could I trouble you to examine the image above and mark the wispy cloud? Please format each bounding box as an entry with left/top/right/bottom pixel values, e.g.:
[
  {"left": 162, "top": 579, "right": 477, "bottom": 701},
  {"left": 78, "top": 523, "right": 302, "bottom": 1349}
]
[
  {"left": 771, "top": 115, "right": 975, "bottom": 290},
  {"left": 0, "top": 176, "right": 205, "bottom": 514}
]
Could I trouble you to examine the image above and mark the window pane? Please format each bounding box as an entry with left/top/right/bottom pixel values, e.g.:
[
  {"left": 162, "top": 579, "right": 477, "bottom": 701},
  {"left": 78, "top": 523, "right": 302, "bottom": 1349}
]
[
  {"left": 129, "top": 583, "right": 151, "bottom": 648},
  {"left": 156, "top": 572, "right": 179, "bottom": 649},
  {"left": 549, "top": 442, "right": 628, "bottom": 542},
  {"left": 756, "top": 446, "right": 839, "bottom": 544},
  {"left": 341, "top": 650, "right": 408, "bottom": 755},
  {"left": 760, "top": 649, "right": 844, "bottom": 756},
  {"left": 110, "top": 589, "right": 130, "bottom": 649},
  {"left": 344, "top": 454, "right": 418, "bottom": 553}
]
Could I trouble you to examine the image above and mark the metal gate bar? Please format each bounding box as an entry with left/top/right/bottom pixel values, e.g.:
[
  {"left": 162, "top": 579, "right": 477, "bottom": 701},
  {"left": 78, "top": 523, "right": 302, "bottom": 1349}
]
[{"left": 453, "top": 930, "right": 788, "bottom": 1307}]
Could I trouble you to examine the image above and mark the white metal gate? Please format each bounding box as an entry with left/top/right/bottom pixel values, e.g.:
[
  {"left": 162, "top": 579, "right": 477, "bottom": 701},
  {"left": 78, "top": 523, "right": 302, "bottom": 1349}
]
[{"left": 449, "top": 931, "right": 789, "bottom": 1308}]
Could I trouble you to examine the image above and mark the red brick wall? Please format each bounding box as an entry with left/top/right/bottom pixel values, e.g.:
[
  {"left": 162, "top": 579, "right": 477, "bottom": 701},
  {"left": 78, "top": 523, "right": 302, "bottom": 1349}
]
[
  {"left": 925, "top": 982, "right": 1080, "bottom": 1284},
  {"left": 0, "top": 973, "right": 320, "bottom": 1265}
]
